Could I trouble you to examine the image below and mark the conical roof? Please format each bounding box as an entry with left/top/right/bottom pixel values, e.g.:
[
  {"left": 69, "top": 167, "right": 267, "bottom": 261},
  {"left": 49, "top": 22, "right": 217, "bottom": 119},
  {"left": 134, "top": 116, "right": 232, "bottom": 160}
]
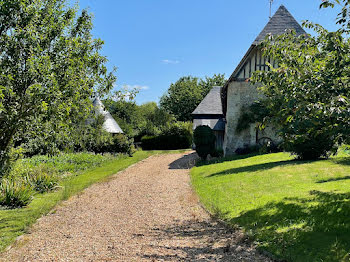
[
  {"left": 192, "top": 86, "right": 223, "bottom": 115},
  {"left": 92, "top": 97, "right": 124, "bottom": 134},
  {"left": 253, "top": 5, "right": 306, "bottom": 44}
]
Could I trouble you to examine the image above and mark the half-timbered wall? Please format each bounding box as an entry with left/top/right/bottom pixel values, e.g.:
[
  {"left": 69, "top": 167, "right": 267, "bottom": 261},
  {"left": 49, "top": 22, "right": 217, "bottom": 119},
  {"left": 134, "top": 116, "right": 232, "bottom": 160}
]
[
  {"left": 223, "top": 81, "right": 281, "bottom": 156},
  {"left": 235, "top": 48, "right": 277, "bottom": 80}
]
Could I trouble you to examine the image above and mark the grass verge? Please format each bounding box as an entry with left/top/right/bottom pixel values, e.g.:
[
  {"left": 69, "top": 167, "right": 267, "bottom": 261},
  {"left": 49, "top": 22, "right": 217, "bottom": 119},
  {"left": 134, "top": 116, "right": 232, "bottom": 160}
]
[
  {"left": 191, "top": 151, "right": 350, "bottom": 262},
  {"left": 0, "top": 150, "right": 179, "bottom": 252}
]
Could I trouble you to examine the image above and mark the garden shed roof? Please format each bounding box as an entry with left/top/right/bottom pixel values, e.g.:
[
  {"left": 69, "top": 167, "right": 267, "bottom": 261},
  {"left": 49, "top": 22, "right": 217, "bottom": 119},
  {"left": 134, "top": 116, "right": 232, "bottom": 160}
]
[{"left": 92, "top": 97, "right": 124, "bottom": 134}]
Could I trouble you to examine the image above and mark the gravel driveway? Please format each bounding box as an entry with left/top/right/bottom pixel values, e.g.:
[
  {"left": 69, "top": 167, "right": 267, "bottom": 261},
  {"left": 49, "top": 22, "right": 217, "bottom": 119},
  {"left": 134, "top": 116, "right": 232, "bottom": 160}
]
[{"left": 1, "top": 152, "right": 271, "bottom": 261}]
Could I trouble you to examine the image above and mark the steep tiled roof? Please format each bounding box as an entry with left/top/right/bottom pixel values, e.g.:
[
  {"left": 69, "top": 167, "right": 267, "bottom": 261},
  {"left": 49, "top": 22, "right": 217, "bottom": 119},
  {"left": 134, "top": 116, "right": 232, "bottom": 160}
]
[
  {"left": 254, "top": 5, "right": 306, "bottom": 44},
  {"left": 222, "top": 5, "right": 307, "bottom": 116},
  {"left": 192, "top": 86, "right": 223, "bottom": 115}
]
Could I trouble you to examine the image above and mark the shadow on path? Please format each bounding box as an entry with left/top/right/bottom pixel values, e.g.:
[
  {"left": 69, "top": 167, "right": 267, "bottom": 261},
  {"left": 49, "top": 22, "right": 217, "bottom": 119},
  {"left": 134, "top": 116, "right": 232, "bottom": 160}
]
[
  {"left": 168, "top": 152, "right": 199, "bottom": 170},
  {"left": 138, "top": 219, "right": 265, "bottom": 261}
]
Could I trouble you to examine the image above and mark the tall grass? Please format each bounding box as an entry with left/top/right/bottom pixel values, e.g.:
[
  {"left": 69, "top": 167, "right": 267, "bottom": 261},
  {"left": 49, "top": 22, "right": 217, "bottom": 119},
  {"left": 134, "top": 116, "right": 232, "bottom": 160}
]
[
  {"left": 0, "top": 152, "right": 118, "bottom": 208},
  {"left": 0, "top": 179, "right": 33, "bottom": 208}
]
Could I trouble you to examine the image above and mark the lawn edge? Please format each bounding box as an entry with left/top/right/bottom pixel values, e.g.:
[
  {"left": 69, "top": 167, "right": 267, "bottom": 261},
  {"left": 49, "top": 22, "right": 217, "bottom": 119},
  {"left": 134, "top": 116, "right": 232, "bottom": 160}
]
[{"left": 189, "top": 165, "right": 279, "bottom": 262}]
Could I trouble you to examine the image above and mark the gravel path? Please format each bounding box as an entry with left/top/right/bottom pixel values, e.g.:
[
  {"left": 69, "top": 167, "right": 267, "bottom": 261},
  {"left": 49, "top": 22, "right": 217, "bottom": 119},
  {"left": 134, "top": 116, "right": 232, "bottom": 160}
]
[{"left": 1, "top": 152, "right": 271, "bottom": 261}]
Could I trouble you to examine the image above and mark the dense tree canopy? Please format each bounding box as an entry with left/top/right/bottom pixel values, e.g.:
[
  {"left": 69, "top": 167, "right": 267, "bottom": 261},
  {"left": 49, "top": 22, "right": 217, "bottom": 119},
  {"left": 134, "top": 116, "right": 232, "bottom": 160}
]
[
  {"left": 0, "top": 0, "right": 116, "bottom": 174},
  {"left": 160, "top": 74, "right": 226, "bottom": 121}
]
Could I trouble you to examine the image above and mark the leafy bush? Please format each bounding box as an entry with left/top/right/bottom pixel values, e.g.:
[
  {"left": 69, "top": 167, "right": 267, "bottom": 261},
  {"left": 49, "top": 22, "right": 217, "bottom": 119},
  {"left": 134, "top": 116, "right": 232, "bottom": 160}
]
[
  {"left": 0, "top": 147, "right": 24, "bottom": 178},
  {"left": 112, "top": 134, "right": 135, "bottom": 156},
  {"left": 211, "top": 149, "right": 224, "bottom": 158},
  {"left": 236, "top": 102, "right": 270, "bottom": 133},
  {"left": 20, "top": 114, "right": 134, "bottom": 156},
  {"left": 282, "top": 132, "right": 338, "bottom": 160},
  {"left": 25, "top": 168, "right": 59, "bottom": 193},
  {"left": 0, "top": 179, "right": 33, "bottom": 208},
  {"left": 141, "top": 122, "right": 192, "bottom": 150},
  {"left": 104, "top": 100, "right": 175, "bottom": 141},
  {"left": 340, "top": 144, "right": 350, "bottom": 155},
  {"left": 193, "top": 126, "right": 216, "bottom": 160}
]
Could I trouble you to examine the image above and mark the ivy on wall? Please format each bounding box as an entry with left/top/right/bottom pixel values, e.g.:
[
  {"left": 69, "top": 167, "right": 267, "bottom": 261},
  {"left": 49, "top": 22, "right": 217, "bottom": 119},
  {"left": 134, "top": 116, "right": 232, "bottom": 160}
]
[{"left": 235, "top": 101, "right": 270, "bottom": 134}]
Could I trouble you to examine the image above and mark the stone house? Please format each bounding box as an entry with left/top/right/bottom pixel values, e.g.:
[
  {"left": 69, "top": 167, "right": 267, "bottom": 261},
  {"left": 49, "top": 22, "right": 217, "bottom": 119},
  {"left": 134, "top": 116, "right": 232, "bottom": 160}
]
[
  {"left": 223, "top": 5, "right": 306, "bottom": 155},
  {"left": 193, "top": 5, "right": 306, "bottom": 155}
]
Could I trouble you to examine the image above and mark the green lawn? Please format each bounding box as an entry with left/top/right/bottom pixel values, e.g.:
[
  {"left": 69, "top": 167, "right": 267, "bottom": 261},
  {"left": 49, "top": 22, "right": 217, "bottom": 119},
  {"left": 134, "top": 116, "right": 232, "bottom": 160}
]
[
  {"left": 0, "top": 150, "right": 182, "bottom": 252},
  {"left": 191, "top": 152, "right": 350, "bottom": 262}
]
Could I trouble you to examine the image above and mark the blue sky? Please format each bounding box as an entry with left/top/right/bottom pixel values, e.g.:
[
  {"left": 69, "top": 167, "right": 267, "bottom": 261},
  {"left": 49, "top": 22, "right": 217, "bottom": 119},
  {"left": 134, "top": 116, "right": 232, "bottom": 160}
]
[{"left": 73, "top": 0, "right": 341, "bottom": 104}]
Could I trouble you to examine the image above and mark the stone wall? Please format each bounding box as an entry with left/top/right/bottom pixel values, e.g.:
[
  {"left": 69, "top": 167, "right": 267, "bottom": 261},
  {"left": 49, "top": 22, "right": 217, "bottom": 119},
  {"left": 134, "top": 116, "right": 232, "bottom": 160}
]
[{"left": 223, "top": 81, "right": 280, "bottom": 156}]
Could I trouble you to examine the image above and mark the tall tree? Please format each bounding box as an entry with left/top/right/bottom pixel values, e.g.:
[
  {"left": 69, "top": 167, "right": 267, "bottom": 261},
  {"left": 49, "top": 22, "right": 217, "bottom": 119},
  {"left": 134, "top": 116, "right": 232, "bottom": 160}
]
[
  {"left": 160, "top": 74, "right": 226, "bottom": 121},
  {"left": 0, "top": 0, "right": 116, "bottom": 174},
  {"left": 252, "top": 24, "right": 350, "bottom": 159}
]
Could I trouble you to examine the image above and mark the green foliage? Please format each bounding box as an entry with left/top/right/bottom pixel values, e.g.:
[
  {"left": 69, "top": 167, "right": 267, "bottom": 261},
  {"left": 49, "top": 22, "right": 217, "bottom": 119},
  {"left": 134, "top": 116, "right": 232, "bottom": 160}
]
[
  {"left": 0, "top": 151, "right": 116, "bottom": 208},
  {"left": 160, "top": 74, "right": 226, "bottom": 121},
  {"left": 236, "top": 101, "right": 270, "bottom": 133},
  {"left": 0, "top": 0, "right": 116, "bottom": 175},
  {"left": 85, "top": 132, "right": 134, "bottom": 156},
  {"left": 251, "top": 24, "right": 350, "bottom": 159},
  {"left": 0, "top": 147, "right": 24, "bottom": 178},
  {"left": 20, "top": 152, "right": 114, "bottom": 174},
  {"left": 7, "top": 164, "right": 59, "bottom": 194},
  {"left": 283, "top": 132, "right": 337, "bottom": 160},
  {"left": 112, "top": 134, "right": 135, "bottom": 156},
  {"left": 19, "top": 111, "right": 134, "bottom": 156},
  {"left": 141, "top": 122, "right": 193, "bottom": 150},
  {"left": 0, "top": 178, "right": 33, "bottom": 208},
  {"left": 193, "top": 126, "right": 216, "bottom": 160},
  {"left": 340, "top": 144, "right": 350, "bottom": 154},
  {"left": 104, "top": 100, "right": 174, "bottom": 141},
  {"left": 26, "top": 171, "right": 59, "bottom": 194}
]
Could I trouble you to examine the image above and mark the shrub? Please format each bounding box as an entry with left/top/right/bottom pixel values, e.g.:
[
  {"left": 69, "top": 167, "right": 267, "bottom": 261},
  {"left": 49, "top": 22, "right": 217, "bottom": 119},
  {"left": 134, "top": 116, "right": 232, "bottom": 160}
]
[
  {"left": 112, "top": 134, "right": 135, "bottom": 156},
  {"left": 235, "top": 145, "right": 260, "bottom": 155},
  {"left": 0, "top": 178, "right": 34, "bottom": 208},
  {"left": 282, "top": 132, "right": 338, "bottom": 160},
  {"left": 340, "top": 144, "right": 350, "bottom": 155},
  {"left": 193, "top": 126, "right": 216, "bottom": 160},
  {"left": 20, "top": 114, "right": 134, "bottom": 156},
  {"left": 25, "top": 168, "right": 59, "bottom": 193},
  {"left": 0, "top": 147, "right": 24, "bottom": 178},
  {"left": 141, "top": 122, "right": 192, "bottom": 150},
  {"left": 211, "top": 149, "right": 224, "bottom": 158}
]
